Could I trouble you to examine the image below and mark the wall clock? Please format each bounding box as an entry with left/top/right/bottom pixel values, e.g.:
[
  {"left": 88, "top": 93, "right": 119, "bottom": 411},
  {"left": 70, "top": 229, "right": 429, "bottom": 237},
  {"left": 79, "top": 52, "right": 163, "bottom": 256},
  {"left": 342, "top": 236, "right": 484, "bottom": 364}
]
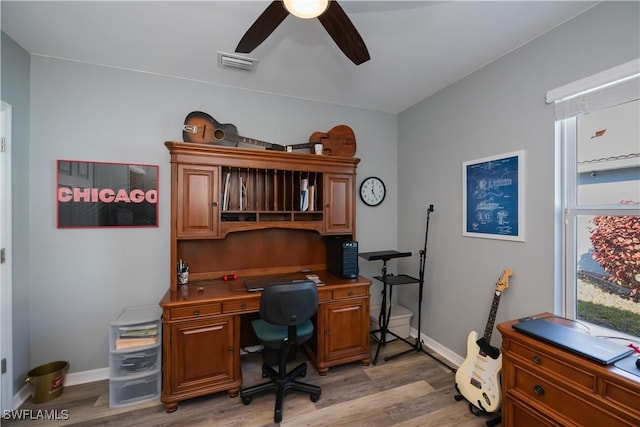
[{"left": 359, "top": 176, "right": 386, "bottom": 206}]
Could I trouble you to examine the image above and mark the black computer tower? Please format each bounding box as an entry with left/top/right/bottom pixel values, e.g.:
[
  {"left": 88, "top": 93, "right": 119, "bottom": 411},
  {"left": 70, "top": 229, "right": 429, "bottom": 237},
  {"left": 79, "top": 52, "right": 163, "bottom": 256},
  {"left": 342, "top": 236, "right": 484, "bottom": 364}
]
[{"left": 326, "top": 238, "right": 359, "bottom": 279}]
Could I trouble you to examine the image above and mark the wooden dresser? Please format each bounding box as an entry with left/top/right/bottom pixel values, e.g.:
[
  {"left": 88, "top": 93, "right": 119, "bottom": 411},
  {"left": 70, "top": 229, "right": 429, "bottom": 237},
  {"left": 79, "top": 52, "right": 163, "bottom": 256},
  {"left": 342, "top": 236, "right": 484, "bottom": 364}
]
[
  {"left": 498, "top": 314, "right": 640, "bottom": 426},
  {"left": 159, "top": 142, "right": 371, "bottom": 412}
]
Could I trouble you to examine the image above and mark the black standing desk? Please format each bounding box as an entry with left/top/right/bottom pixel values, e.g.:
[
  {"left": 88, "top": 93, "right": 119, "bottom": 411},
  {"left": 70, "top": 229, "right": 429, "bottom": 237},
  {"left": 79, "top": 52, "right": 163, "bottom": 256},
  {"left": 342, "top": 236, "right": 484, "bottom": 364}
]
[
  {"left": 360, "top": 250, "right": 456, "bottom": 371},
  {"left": 359, "top": 250, "right": 418, "bottom": 364}
]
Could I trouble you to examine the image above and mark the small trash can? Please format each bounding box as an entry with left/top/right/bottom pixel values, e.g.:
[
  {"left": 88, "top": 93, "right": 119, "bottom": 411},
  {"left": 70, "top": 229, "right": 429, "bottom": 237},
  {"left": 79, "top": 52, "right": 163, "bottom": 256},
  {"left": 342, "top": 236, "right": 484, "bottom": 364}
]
[{"left": 25, "top": 361, "right": 69, "bottom": 403}]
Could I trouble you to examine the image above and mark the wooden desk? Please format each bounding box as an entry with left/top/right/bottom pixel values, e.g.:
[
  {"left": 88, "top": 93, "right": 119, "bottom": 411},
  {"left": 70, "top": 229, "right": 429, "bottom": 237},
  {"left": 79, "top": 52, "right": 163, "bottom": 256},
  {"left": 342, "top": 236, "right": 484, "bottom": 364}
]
[
  {"left": 498, "top": 313, "right": 640, "bottom": 426},
  {"left": 159, "top": 271, "right": 372, "bottom": 412}
]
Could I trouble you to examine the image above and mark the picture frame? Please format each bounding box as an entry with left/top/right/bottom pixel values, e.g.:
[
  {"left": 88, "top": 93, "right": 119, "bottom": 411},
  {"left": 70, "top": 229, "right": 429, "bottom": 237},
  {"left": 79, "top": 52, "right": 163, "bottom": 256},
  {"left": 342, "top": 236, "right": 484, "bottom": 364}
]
[
  {"left": 56, "top": 160, "right": 159, "bottom": 228},
  {"left": 462, "top": 150, "right": 524, "bottom": 241}
]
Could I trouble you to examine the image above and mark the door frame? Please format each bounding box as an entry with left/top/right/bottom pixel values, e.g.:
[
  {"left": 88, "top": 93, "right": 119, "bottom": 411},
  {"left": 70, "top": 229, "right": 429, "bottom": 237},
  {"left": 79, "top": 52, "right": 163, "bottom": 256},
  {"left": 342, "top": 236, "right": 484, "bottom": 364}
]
[{"left": 1, "top": 100, "right": 14, "bottom": 412}]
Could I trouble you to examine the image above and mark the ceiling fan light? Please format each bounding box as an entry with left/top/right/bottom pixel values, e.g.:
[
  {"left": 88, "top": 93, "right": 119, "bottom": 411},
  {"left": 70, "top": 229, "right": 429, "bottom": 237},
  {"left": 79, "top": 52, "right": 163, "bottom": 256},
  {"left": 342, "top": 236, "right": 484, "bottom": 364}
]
[{"left": 283, "top": 0, "right": 329, "bottom": 19}]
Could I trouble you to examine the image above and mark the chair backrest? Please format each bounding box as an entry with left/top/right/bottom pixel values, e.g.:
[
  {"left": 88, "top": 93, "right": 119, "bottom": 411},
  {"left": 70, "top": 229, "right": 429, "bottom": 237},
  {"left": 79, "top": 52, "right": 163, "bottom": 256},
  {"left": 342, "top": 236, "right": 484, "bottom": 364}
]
[{"left": 259, "top": 280, "right": 318, "bottom": 327}]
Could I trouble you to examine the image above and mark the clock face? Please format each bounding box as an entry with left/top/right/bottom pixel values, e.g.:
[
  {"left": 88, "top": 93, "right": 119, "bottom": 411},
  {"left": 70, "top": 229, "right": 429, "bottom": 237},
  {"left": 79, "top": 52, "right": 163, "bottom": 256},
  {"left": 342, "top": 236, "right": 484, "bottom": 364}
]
[{"left": 359, "top": 177, "right": 386, "bottom": 206}]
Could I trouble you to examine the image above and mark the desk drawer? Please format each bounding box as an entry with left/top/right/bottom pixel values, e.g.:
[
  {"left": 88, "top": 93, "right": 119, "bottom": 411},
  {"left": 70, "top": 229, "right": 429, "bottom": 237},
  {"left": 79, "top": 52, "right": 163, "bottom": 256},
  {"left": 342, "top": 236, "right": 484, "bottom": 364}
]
[
  {"left": 223, "top": 299, "right": 259, "bottom": 314},
  {"left": 603, "top": 378, "right": 640, "bottom": 418},
  {"left": 333, "top": 286, "right": 368, "bottom": 300},
  {"left": 170, "top": 303, "right": 221, "bottom": 320},
  {"left": 509, "top": 339, "right": 596, "bottom": 392},
  {"left": 513, "top": 365, "right": 626, "bottom": 426},
  {"left": 505, "top": 394, "right": 564, "bottom": 427}
]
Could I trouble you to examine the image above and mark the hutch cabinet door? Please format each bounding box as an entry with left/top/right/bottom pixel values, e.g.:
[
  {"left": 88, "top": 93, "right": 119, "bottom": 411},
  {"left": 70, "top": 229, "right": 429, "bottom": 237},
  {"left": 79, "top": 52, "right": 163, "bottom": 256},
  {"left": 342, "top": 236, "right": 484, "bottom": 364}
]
[
  {"left": 169, "top": 315, "right": 238, "bottom": 395},
  {"left": 176, "top": 165, "right": 220, "bottom": 238},
  {"left": 323, "top": 173, "right": 353, "bottom": 234},
  {"left": 322, "top": 298, "right": 369, "bottom": 362}
]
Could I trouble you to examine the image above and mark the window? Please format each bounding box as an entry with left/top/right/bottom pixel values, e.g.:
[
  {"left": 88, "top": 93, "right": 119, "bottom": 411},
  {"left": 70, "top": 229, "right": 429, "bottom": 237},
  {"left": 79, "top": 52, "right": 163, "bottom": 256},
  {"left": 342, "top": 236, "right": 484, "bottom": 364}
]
[{"left": 550, "top": 60, "right": 640, "bottom": 340}]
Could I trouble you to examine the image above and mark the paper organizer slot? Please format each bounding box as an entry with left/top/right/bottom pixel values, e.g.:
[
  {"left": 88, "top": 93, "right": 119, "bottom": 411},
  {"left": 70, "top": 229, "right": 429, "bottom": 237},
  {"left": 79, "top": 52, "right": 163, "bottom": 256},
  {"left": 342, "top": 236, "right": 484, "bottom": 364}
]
[{"left": 221, "top": 167, "right": 321, "bottom": 213}]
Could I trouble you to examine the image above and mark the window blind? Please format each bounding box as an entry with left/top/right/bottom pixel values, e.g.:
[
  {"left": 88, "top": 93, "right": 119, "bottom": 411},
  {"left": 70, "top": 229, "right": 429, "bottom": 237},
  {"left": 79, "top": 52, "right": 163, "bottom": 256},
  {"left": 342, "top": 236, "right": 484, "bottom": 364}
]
[{"left": 546, "top": 58, "right": 639, "bottom": 120}]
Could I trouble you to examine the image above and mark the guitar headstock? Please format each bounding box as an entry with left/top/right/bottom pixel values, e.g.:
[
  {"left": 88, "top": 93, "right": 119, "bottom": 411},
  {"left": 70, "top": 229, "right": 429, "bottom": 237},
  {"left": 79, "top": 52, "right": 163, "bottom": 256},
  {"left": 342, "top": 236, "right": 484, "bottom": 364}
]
[{"left": 495, "top": 269, "right": 513, "bottom": 293}]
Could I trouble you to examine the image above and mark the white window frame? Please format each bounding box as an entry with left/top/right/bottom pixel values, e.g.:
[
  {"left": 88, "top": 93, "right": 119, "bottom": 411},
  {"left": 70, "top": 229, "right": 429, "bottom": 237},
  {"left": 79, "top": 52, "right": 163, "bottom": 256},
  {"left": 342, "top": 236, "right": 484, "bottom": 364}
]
[{"left": 549, "top": 59, "right": 639, "bottom": 333}]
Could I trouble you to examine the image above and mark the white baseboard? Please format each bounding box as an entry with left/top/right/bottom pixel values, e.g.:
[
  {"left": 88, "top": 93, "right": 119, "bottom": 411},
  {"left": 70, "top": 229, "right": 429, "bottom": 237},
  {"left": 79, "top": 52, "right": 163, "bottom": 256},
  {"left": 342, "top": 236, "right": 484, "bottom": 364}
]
[
  {"left": 13, "top": 367, "right": 109, "bottom": 410},
  {"left": 409, "top": 326, "right": 465, "bottom": 368},
  {"left": 12, "top": 335, "right": 458, "bottom": 409},
  {"left": 64, "top": 367, "right": 109, "bottom": 387},
  {"left": 13, "top": 385, "right": 31, "bottom": 411}
]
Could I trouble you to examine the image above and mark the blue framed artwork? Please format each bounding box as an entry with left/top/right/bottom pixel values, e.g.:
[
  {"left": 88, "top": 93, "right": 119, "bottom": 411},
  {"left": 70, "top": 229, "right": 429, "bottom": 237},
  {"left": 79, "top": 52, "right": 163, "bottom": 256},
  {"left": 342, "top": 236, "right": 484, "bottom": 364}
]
[{"left": 462, "top": 150, "right": 524, "bottom": 241}]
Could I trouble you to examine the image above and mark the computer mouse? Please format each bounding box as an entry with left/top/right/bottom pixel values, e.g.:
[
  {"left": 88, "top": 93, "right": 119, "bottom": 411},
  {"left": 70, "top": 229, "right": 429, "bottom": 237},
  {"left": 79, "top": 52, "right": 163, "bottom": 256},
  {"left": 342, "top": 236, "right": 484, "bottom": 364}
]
[{"left": 636, "top": 358, "right": 640, "bottom": 369}]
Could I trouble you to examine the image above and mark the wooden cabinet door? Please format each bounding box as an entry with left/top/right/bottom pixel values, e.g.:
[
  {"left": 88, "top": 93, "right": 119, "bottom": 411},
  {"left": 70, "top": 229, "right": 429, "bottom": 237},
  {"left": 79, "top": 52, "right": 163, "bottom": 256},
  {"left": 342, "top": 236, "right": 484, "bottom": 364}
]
[
  {"left": 169, "top": 316, "right": 238, "bottom": 395},
  {"left": 323, "top": 173, "right": 353, "bottom": 234},
  {"left": 322, "top": 298, "right": 369, "bottom": 362},
  {"left": 177, "top": 165, "right": 219, "bottom": 238}
]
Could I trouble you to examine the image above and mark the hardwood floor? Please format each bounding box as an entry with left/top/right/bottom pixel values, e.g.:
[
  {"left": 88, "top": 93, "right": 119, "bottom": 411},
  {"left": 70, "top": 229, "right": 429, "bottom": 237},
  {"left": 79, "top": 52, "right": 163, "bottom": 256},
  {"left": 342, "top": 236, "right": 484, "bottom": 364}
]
[{"left": 6, "top": 340, "right": 498, "bottom": 426}]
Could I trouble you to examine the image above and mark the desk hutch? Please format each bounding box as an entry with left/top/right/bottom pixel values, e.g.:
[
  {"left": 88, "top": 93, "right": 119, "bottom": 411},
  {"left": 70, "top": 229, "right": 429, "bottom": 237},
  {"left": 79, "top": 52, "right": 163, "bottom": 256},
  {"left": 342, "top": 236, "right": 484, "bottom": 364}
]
[{"left": 159, "top": 142, "right": 372, "bottom": 412}]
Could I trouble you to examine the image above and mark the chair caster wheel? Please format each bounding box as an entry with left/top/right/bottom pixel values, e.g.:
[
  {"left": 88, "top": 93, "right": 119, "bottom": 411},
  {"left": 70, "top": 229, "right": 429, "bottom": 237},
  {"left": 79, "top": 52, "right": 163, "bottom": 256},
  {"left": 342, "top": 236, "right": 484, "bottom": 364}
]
[
  {"left": 274, "top": 410, "right": 282, "bottom": 423},
  {"left": 241, "top": 396, "right": 252, "bottom": 405},
  {"left": 300, "top": 369, "right": 307, "bottom": 378},
  {"left": 261, "top": 372, "right": 268, "bottom": 378},
  {"left": 310, "top": 393, "right": 320, "bottom": 402}
]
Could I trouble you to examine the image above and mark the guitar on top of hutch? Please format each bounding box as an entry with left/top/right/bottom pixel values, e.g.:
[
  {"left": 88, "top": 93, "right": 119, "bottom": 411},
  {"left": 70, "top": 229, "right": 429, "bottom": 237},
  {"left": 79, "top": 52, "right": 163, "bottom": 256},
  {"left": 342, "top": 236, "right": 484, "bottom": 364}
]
[{"left": 181, "top": 111, "right": 356, "bottom": 157}]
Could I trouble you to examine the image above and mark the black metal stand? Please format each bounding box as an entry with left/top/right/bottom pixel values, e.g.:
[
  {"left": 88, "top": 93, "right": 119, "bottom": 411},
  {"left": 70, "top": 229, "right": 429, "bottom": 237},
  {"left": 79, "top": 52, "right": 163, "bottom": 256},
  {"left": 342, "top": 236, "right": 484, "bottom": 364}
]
[
  {"left": 360, "top": 250, "right": 412, "bottom": 365},
  {"left": 454, "top": 392, "right": 502, "bottom": 427},
  {"left": 359, "top": 205, "right": 455, "bottom": 372}
]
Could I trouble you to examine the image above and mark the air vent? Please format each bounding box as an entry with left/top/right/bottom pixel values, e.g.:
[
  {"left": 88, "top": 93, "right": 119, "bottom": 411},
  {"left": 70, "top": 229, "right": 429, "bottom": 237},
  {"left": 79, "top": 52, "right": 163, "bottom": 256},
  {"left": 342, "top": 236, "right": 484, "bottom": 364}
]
[{"left": 217, "top": 52, "right": 258, "bottom": 72}]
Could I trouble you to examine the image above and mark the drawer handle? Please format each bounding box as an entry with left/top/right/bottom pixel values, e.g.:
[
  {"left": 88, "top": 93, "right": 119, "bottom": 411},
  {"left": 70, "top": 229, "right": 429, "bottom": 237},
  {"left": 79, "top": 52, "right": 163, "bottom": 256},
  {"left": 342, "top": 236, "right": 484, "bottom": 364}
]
[
  {"left": 212, "top": 201, "right": 218, "bottom": 207},
  {"left": 532, "top": 355, "right": 541, "bottom": 364},
  {"left": 194, "top": 310, "right": 200, "bottom": 315},
  {"left": 533, "top": 384, "right": 545, "bottom": 396},
  {"left": 348, "top": 291, "right": 354, "bottom": 296},
  {"left": 241, "top": 304, "right": 246, "bottom": 310}
]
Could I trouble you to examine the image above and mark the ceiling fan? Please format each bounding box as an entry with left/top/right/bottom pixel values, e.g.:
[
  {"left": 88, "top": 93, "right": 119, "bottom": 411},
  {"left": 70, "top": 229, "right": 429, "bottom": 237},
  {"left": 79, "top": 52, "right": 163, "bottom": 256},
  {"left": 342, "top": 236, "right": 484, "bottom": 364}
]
[{"left": 235, "top": 0, "right": 370, "bottom": 65}]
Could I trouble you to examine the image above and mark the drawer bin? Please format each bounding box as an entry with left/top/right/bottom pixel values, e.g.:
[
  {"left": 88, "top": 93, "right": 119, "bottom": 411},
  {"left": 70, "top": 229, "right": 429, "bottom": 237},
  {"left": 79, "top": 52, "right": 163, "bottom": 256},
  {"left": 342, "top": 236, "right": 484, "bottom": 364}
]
[
  {"left": 110, "top": 345, "right": 160, "bottom": 378},
  {"left": 109, "top": 320, "right": 160, "bottom": 352},
  {"left": 109, "top": 305, "right": 162, "bottom": 351},
  {"left": 109, "top": 369, "right": 161, "bottom": 408}
]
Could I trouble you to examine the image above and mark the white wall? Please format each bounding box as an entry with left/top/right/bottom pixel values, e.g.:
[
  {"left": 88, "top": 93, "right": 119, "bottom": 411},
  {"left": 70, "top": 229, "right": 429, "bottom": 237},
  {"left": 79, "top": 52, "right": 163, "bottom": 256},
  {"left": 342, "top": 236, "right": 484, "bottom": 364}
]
[
  {"left": 29, "top": 57, "right": 397, "bottom": 372},
  {"left": 396, "top": 1, "right": 640, "bottom": 357}
]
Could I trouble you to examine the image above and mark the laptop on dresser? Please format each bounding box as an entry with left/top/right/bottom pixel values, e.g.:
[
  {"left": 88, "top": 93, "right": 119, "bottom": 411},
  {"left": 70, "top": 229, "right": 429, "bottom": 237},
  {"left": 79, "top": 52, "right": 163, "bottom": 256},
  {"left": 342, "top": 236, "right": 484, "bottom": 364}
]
[{"left": 512, "top": 318, "right": 634, "bottom": 365}]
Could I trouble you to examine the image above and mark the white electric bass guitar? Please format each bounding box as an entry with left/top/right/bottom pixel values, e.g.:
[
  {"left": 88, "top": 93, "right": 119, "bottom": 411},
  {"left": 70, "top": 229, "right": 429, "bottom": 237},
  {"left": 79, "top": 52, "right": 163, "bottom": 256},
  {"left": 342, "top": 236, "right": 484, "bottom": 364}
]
[{"left": 455, "top": 269, "right": 512, "bottom": 413}]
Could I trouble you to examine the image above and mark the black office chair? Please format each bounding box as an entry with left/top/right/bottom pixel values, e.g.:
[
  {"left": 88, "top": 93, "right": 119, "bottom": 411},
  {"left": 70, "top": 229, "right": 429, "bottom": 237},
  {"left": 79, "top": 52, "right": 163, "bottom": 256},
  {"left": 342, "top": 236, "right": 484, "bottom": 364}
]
[{"left": 240, "top": 280, "right": 321, "bottom": 423}]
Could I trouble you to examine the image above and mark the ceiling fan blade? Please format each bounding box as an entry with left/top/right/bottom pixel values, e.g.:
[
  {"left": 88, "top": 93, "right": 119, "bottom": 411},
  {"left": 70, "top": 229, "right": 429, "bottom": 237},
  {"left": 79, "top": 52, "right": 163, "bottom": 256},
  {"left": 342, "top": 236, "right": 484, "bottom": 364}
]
[
  {"left": 318, "top": 1, "right": 370, "bottom": 65},
  {"left": 235, "top": 1, "right": 290, "bottom": 53}
]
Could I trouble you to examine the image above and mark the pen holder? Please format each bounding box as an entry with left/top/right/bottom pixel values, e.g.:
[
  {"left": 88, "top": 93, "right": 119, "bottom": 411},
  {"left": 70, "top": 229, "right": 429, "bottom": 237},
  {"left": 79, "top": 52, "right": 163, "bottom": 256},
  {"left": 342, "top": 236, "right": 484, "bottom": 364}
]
[{"left": 178, "top": 271, "right": 189, "bottom": 285}]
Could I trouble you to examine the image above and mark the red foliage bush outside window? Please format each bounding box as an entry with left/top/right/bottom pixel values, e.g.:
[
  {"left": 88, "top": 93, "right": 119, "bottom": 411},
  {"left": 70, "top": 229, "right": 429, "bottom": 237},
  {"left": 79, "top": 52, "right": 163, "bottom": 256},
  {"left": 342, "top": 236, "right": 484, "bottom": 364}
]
[{"left": 589, "top": 201, "right": 640, "bottom": 300}]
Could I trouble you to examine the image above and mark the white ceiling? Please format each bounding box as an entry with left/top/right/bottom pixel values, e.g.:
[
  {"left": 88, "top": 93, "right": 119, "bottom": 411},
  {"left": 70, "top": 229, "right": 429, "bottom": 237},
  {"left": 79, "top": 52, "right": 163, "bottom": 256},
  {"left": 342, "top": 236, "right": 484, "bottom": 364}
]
[{"left": 2, "top": 1, "right": 599, "bottom": 114}]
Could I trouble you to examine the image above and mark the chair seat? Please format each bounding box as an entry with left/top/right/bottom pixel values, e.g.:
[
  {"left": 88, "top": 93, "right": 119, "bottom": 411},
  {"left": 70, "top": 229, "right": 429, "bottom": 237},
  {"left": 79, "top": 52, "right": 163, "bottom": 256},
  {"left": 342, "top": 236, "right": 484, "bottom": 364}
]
[{"left": 252, "top": 318, "right": 313, "bottom": 348}]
